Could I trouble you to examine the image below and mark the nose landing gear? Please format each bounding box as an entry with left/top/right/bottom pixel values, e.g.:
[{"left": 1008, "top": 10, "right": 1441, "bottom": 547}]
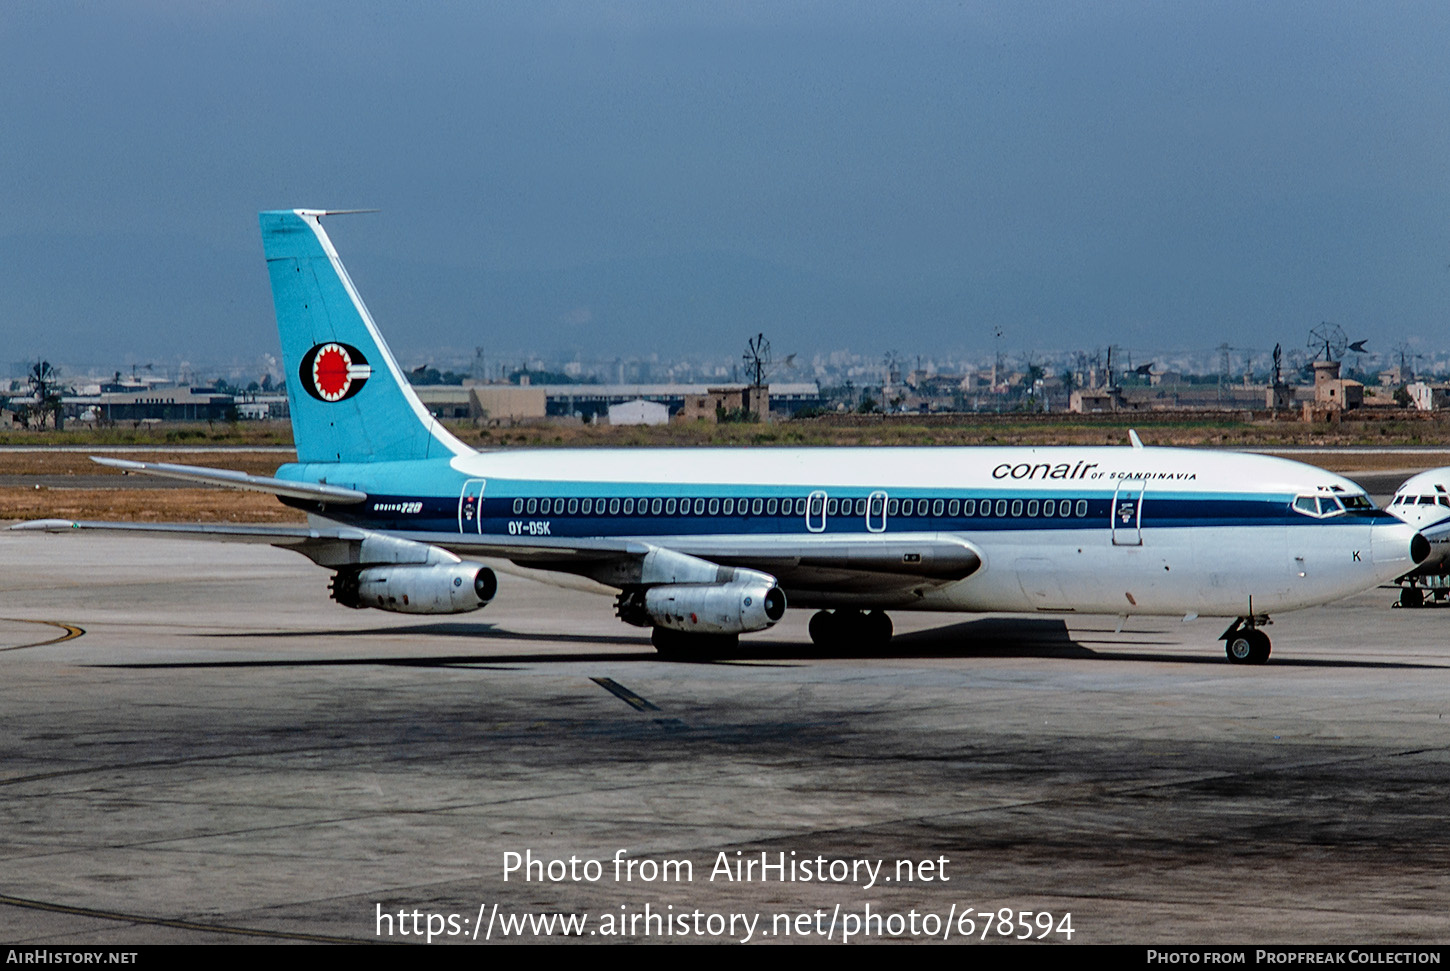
[{"left": 1221, "top": 616, "right": 1272, "bottom": 664}]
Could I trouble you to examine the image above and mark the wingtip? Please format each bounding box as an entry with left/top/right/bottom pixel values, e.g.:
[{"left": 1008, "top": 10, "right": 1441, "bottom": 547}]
[
  {"left": 91, "top": 456, "right": 143, "bottom": 471},
  {"left": 8, "top": 519, "right": 81, "bottom": 531}
]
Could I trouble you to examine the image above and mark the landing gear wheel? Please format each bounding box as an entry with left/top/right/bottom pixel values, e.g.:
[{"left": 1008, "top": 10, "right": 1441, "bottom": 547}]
[
  {"left": 1225, "top": 629, "right": 1271, "bottom": 665},
  {"left": 809, "top": 609, "right": 893, "bottom": 651},
  {"left": 808, "top": 610, "right": 838, "bottom": 647},
  {"left": 1400, "top": 587, "right": 1425, "bottom": 609},
  {"left": 864, "top": 610, "right": 893, "bottom": 648}
]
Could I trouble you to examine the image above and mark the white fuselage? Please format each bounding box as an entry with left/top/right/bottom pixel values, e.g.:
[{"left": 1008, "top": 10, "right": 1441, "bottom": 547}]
[
  {"left": 298, "top": 444, "right": 1424, "bottom": 620},
  {"left": 1388, "top": 468, "right": 1450, "bottom": 574}
]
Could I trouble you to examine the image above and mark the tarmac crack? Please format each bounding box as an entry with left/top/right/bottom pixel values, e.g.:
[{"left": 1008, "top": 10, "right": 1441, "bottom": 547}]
[{"left": 0, "top": 891, "right": 381, "bottom": 944}]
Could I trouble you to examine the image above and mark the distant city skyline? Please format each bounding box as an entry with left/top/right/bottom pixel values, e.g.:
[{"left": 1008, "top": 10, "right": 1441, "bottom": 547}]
[
  {"left": 4, "top": 3, "right": 1448, "bottom": 369},
  {"left": 17, "top": 336, "right": 1450, "bottom": 395}
]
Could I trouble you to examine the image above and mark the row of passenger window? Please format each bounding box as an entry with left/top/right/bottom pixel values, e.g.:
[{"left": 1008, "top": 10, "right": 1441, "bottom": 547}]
[{"left": 510, "top": 495, "right": 1092, "bottom": 519}]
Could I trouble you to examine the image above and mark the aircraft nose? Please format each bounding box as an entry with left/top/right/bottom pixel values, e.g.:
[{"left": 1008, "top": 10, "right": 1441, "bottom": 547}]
[{"left": 1371, "top": 519, "right": 1427, "bottom": 570}]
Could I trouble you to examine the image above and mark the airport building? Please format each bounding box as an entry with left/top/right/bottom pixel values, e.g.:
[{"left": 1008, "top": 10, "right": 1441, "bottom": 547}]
[
  {"left": 67, "top": 387, "right": 238, "bottom": 423},
  {"left": 607, "top": 399, "right": 671, "bottom": 426},
  {"left": 414, "top": 381, "right": 822, "bottom": 424},
  {"left": 532, "top": 382, "right": 821, "bottom": 421}
]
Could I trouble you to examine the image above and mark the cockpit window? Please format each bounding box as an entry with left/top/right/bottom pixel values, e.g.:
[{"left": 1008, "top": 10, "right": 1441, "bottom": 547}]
[{"left": 1293, "top": 493, "right": 1362, "bottom": 518}]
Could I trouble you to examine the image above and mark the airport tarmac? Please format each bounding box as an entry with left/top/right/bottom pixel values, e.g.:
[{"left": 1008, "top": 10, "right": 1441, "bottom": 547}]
[{"left": 2, "top": 532, "right": 1450, "bottom": 945}]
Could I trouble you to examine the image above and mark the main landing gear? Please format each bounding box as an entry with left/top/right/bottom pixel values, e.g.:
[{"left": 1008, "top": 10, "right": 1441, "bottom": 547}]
[
  {"left": 1221, "top": 617, "right": 1272, "bottom": 665},
  {"left": 1393, "top": 584, "right": 1449, "bottom": 608},
  {"left": 808, "top": 609, "right": 894, "bottom": 651},
  {"left": 1394, "top": 571, "right": 1450, "bottom": 608}
]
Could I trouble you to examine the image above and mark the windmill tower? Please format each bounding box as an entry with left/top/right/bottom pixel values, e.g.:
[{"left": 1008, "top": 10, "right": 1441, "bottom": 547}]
[
  {"left": 1305, "top": 323, "right": 1363, "bottom": 415},
  {"left": 741, "top": 333, "right": 773, "bottom": 422}
]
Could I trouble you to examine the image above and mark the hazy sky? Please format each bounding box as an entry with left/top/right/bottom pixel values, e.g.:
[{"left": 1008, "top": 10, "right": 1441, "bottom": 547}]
[{"left": 3, "top": 2, "right": 1448, "bottom": 375}]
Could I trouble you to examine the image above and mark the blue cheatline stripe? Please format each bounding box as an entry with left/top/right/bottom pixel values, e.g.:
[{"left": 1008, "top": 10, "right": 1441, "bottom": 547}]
[{"left": 290, "top": 487, "right": 1395, "bottom": 538}]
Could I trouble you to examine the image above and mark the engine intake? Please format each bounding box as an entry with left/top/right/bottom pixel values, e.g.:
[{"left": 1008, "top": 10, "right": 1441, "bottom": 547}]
[{"left": 331, "top": 563, "right": 497, "bottom": 614}]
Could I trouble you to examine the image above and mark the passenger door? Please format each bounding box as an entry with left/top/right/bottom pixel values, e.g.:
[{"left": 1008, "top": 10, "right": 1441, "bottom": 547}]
[
  {"left": 806, "top": 490, "right": 828, "bottom": 533},
  {"left": 1111, "top": 478, "right": 1145, "bottom": 546},
  {"left": 866, "top": 490, "right": 887, "bottom": 533},
  {"left": 458, "top": 478, "right": 487, "bottom": 533}
]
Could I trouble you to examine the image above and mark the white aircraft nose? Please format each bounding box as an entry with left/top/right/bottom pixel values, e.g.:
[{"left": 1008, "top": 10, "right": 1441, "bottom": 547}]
[{"left": 1372, "top": 519, "right": 1429, "bottom": 575}]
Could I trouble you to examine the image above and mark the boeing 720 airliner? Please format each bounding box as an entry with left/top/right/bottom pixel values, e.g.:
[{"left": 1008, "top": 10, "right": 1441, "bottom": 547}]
[
  {"left": 1384, "top": 468, "right": 1450, "bottom": 607},
  {"left": 13, "top": 210, "right": 1429, "bottom": 663}
]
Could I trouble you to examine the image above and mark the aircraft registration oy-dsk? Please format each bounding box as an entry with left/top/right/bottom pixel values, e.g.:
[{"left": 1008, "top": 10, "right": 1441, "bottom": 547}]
[{"left": 14, "top": 210, "right": 1430, "bottom": 663}]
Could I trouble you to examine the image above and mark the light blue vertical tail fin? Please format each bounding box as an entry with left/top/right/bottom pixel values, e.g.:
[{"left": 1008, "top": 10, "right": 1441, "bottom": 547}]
[{"left": 259, "top": 209, "right": 470, "bottom": 464}]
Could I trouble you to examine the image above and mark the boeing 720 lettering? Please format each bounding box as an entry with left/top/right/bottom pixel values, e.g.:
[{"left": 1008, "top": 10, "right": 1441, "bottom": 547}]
[{"left": 13, "top": 210, "right": 1429, "bottom": 663}]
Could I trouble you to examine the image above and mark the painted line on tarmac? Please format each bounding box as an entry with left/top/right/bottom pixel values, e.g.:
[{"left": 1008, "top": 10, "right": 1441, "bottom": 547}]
[
  {"left": 590, "top": 677, "right": 661, "bottom": 711},
  {"left": 0, "top": 618, "right": 85, "bottom": 651}
]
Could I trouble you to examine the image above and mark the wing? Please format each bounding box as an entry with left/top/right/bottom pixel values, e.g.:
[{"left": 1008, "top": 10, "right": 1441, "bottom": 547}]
[
  {"left": 89, "top": 457, "right": 367, "bottom": 504},
  {"left": 55, "top": 454, "right": 984, "bottom": 600},
  {"left": 451, "top": 532, "right": 982, "bottom": 607},
  {"left": 20, "top": 456, "right": 980, "bottom": 605},
  {"left": 11, "top": 517, "right": 981, "bottom": 606}
]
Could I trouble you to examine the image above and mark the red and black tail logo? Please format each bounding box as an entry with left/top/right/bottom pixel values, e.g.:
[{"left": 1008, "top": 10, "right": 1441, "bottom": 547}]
[{"left": 300, "top": 343, "right": 373, "bottom": 402}]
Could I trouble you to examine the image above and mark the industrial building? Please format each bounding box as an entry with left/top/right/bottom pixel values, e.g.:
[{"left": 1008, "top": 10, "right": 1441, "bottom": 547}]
[{"left": 412, "top": 381, "right": 822, "bottom": 424}]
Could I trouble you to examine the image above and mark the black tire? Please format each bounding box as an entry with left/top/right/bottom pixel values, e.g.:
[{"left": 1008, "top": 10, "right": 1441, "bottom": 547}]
[
  {"left": 832, "top": 609, "right": 867, "bottom": 650},
  {"left": 809, "top": 609, "right": 891, "bottom": 651},
  {"left": 1400, "top": 587, "right": 1425, "bottom": 609},
  {"left": 864, "top": 610, "right": 894, "bottom": 648},
  {"left": 808, "top": 610, "right": 837, "bottom": 647},
  {"left": 1225, "top": 629, "right": 1271, "bottom": 665}
]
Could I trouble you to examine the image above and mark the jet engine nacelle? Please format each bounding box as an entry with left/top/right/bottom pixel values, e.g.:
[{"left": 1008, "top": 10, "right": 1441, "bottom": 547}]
[
  {"left": 332, "top": 563, "right": 498, "bottom": 614},
  {"left": 637, "top": 582, "right": 787, "bottom": 635}
]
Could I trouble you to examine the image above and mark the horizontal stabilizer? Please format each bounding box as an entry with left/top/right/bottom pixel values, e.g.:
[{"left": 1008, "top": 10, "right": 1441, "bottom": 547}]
[
  {"left": 9, "top": 518, "right": 323, "bottom": 543},
  {"left": 90, "top": 457, "right": 367, "bottom": 504}
]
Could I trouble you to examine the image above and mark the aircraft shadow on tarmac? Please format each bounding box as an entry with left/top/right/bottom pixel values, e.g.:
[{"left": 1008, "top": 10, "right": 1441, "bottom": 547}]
[{"left": 91, "top": 616, "right": 1446, "bottom": 670}]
